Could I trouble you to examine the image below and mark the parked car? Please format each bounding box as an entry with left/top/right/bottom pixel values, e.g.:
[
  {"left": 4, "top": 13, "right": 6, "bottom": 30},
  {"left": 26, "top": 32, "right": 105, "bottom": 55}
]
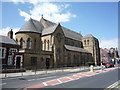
[{"left": 104, "top": 62, "right": 114, "bottom": 68}]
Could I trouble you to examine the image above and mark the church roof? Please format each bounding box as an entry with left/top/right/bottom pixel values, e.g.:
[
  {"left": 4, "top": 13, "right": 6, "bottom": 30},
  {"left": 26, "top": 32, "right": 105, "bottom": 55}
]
[
  {"left": 62, "top": 27, "right": 82, "bottom": 41},
  {"left": 17, "top": 17, "right": 83, "bottom": 41},
  {"left": 16, "top": 18, "right": 43, "bottom": 34},
  {"left": 64, "top": 45, "right": 90, "bottom": 53},
  {"left": 40, "top": 17, "right": 56, "bottom": 28},
  {"left": 40, "top": 18, "right": 83, "bottom": 41},
  {"left": 42, "top": 24, "right": 58, "bottom": 35},
  {"left": 0, "top": 35, "right": 17, "bottom": 45},
  {"left": 84, "top": 34, "right": 94, "bottom": 38}
]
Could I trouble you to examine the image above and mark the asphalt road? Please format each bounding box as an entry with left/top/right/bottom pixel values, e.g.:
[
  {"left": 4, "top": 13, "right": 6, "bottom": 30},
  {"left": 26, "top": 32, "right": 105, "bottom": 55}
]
[
  {"left": 45, "top": 67, "right": 119, "bottom": 89},
  {"left": 1, "top": 67, "right": 119, "bottom": 89},
  {"left": 1, "top": 67, "right": 92, "bottom": 89}
]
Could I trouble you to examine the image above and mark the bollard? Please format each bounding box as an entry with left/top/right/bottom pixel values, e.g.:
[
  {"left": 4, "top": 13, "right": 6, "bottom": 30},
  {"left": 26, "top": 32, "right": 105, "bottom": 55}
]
[
  {"left": 101, "top": 65, "right": 104, "bottom": 70},
  {"left": 5, "top": 73, "right": 7, "bottom": 77},
  {"left": 90, "top": 65, "right": 94, "bottom": 72},
  {"left": 21, "top": 72, "right": 23, "bottom": 76}
]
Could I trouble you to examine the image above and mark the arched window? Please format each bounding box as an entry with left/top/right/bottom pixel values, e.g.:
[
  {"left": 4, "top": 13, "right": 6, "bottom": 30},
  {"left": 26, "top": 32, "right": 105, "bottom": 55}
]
[
  {"left": 87, "top": 40, "right": 89, "bottom": 45},
  {"left": 47, "top": 40, "right": 49, "bottom": 50},
  {"left": 16, "top": 39, "right": 18, "bottom": 43},
  {"left": 44, "top": 39, "right": 46, "bottom": 50},
  {"left": 34, "top": 39, "right": 36, "bottom": 49},
  {"left": 84, "top": 40, "right": 86, "bottom": 45},
  {"left": 42, "top": 41, "right": 44, "bottom": 50},
  {"left": 20, "top": 38, "right": 23, "bottom": 48},
  {"left": 27, "top": 38, "right": 31, "bottom": 49}
]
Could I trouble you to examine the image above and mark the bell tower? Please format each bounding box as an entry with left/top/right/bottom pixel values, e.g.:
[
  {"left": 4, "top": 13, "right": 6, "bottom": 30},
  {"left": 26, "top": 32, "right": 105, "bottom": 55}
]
[{"left": 82, "top": 34, "right": 100, "bottom": 66}]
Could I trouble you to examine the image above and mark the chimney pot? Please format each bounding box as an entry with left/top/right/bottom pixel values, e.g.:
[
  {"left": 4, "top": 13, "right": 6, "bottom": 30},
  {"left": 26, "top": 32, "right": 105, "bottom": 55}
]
[{"left": 7, "top": 29, "right": 13, "bottom": 39}]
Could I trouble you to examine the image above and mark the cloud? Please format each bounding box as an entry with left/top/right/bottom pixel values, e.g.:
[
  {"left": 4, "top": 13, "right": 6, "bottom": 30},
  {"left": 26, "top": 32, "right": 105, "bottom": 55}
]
[
  {"left": 0, "top": 27, "right": 20, "bottom": 39},
  {"left": 19, "top": 10, "right": 31, "bottom": 21},
  {"left": 18, "top": 2, "right": 76, "bottom": 23},
  {"left": 100, "top": 38, "right": 118, "bottom": 49}
]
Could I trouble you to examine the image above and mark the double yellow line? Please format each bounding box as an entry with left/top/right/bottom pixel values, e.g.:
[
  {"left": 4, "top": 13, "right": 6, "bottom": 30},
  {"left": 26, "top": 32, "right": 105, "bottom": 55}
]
[{"left": 104, "top": 80, "right": 120, "bottom": 90}]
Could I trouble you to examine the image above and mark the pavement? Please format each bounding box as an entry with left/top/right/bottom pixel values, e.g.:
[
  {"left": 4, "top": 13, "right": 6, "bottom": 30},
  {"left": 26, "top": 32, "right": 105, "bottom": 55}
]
[
  {"left": 1, "top": 66, "right": 119, "bottom": 89},
  {"left": 0, "top": 66, "right": 100, "bottom": 79}
]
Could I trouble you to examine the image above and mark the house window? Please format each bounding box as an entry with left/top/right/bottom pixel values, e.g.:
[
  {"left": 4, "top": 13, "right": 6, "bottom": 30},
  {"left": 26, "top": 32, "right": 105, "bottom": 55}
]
[
  {"left": 20, "top": 38, "right": 23, "bottom": 48},
  {"left": 2, "top": 49, "right": 4, "bottom": 57},
  {"left": 27, "top": 38, "right": 31, "bottom": 49},
  {"left": 31, "top": 57, "right": 37, "bottom": 66},
  {"left": 8, "top": 56, "right": 12, "bottom": 65},
  {"left": 9, "top": 48, "right": 17, "bottom": 52},
  {"left": 0, "top": 48, "right": 6, "bottom": 59}
]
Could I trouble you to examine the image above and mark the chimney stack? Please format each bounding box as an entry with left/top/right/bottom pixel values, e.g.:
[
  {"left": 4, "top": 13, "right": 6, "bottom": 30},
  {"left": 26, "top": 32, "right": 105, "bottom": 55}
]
[{"left": 7, "top": 29, "right": 13, "bottom": 39}]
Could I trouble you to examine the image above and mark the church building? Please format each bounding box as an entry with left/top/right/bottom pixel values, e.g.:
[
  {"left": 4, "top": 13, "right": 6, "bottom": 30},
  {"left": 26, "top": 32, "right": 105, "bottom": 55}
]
[{"left": 15, "top": 16, "right": 100, "bottom": 69}]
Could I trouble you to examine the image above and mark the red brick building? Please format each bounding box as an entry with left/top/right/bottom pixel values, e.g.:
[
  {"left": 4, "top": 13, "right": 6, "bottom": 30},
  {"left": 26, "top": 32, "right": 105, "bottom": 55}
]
[
  {"left": 0, "top": 29, "right": 23, "bottom": 68},
  {"left": 100, "top": 48, "right": 119, "bottom": 64}
]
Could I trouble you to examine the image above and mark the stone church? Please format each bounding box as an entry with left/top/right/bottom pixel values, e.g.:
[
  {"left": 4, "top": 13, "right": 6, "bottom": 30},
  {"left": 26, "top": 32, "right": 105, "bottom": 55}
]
[{"left": 15, "top": 16, "right": 100, "bottom": 69}]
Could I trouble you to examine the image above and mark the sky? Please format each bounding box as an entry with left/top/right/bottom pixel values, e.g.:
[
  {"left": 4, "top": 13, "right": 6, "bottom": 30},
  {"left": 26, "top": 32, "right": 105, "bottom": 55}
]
[{"left": 0, "top": 0, "right": 119, "bottom": 51}]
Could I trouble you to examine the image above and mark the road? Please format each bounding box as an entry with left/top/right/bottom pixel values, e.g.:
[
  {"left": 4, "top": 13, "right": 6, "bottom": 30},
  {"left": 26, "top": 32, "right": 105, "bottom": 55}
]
[
  {"left": 1, "top": 67, "right": 92, "bottom": 89},
  {"left": 45, "top": 67, "right": 119, "bottom": 89},
  {"left": 1, "top": 67, "right": 119, "bottom": 89}
]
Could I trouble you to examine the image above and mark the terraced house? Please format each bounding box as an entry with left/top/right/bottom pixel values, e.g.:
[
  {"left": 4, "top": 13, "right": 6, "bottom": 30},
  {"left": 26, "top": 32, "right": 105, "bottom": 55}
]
[{"left": 14, "top": 16, "right": 100, "bottom": 69}]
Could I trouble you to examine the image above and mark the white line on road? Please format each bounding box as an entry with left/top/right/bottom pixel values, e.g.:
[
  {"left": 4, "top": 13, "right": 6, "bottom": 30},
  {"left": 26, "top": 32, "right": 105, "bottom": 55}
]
[
  {"left": 0, "top": 83, "right": 7, "bottom": 86},
  {"left": 28, "top": 79, "right": 35, "bottom": 81},
  {"left": 43, "top": 82, "right": 48, "bottom": 86},
  {"left": 2, "top": 77, "right": 25, "bottom": 80},
  {"left": 66, "top": 77, "right": 73, "bottom": 80},
  {"left": 57, "top": 79, "right": 62, "bottom": 83},
  {"left": 27, "top": 76, "right": 57, "bottom": 81}
]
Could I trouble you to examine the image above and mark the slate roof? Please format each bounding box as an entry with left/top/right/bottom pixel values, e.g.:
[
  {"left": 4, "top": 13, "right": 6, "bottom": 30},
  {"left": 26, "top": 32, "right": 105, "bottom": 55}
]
[
  {"left": 0, "top": 35, "right": 17, "bottom": 45},
  {"left": 62, "top": 27, "right": 82, "bottom": 41},
  {"left": 16, "top": 18, "right": 43, "bottom": 34},
  {"left": 17, "top": 17, "right": 83, "bottom": 41},
  {"left": 40, "top": 17, "right": 56, "bottom": 28},
  {"left": 42, "top": 24, "right": 58, "bottom": 35},
  {"left": 83, "top": 34, "right": 98, "bottom": 41},
  {"left": 84, "top": 34, "right": 95, "bottom": 38},
  {"left": 64, "top": 45, "right": 90, "bottom": 53}
]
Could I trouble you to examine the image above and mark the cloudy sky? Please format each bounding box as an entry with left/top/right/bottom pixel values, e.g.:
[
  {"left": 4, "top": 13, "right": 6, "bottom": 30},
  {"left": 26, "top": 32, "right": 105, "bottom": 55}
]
[{"left": 0, "top": 0, "right": 119, "bottom": 50}]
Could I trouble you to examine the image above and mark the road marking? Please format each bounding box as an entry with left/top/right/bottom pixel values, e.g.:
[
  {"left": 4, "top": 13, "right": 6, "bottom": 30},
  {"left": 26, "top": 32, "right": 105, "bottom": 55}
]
[
  {"left": 0, "top": 83, "right": 6, "bottom": 86},
  {"left": 45, "top": 80, "right": 60, "bottom": 86},
  {"left": 2, "top": 77, "right": 19, "bottom": 80},
  {"left": 27, "top": 76, "right": 57, "bottom": 81},
  {"left": 59, "top": 77, "right": 72, "bottom": 83},
  {"left": 28, "top": 79, "right": 35, "bottom": 81},
  {"left": 57, "top": 79, "right": 62, "bottom": 83},
  {"left": 66, "top": 77, "right": 73, "bottom": 80},
  {"left": 26, "top": 67, "right": 118, "bottom": 88},
  {"left": 104, "top": 80, "right": 120, "bottom": 90},
  {"left": 43, "top": 82, "right": 48, "bottom": 86},
  {"left": 68, "top": 75, "right": 80, "bottom": 80},
  {"left": 27, "top": 83, "right": 45, "bottom": 88}
]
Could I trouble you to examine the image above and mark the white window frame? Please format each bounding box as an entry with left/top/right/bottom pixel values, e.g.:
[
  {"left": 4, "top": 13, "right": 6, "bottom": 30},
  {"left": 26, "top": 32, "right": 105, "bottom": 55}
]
[
  {"left": 8, "top": 55, "right": 13, "bottom": 65},
  {"left": 0, "top": 47, "right": 6, "bottom": 59},
  {"left": 9, "top": 48, "right": 17, "bottom": 53}
]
